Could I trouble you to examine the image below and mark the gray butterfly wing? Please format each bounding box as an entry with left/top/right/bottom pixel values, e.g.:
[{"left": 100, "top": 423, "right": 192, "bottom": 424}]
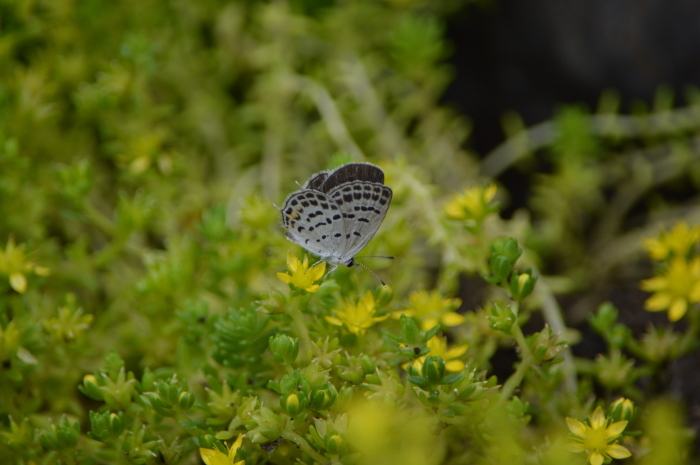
[
  {"left": 326, "top": 180, "right": 392, "bottom": 261},
  {"left": 280, "top": 189, "right": 346, "bottom": 260}
]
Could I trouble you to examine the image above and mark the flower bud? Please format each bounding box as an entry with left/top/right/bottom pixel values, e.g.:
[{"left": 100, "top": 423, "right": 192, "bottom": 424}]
[
  {"left": 422, "top": 356, "right": 446, "bottom": 385},
  {"left": 280, "top": 392, "right": 308, "bottom": 417},
  {"left": 486, "top": 302, "right": 516, "bottom": 333},
  {"left": 89, "top": 411, "right": 109, "bottom": 441},
  {"left": 269, "top": 334, "right": 299, "bottom": 365},
  {"left": 81, "top": 374, "right": 104, "bottom": 401},
  {"left": 325, "top": 434, "right": 343, "bottom": 455},
  {"left": 310, "top": 383, "right": 338, "bottom": 411},
  {"left": 56, "top": 421, "right": 79, "bottom": 448},
  {"left": 109, "top": 413, "right": 124, "bottom": 436},
  {"left": 38, "top": 430, "right": 60, "bottom": 450},
  {"left": 509, "top": 269, "right": 537, "bottom": 301},
  {"left": 178, "top": 391, "right": 195, "bottom": 410},
  {"left": 609, "top": 397, "right": 636, "bottom": 423}
]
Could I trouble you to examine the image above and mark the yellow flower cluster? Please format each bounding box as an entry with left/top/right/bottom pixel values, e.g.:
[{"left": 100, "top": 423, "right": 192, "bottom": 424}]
[
  {"left": 393, "top": 289, "right": 463, "bottom": 330},
  {"left": 277, "top": 251, "right": 326, "bottom": 293},
  {"left": 444, "top": 184, "right": 498, "bottom": 224},
  {"left": 566, "top": 406, "right": 631, "bottom": 465},
  {"left": 326, "top": 291, "right": 389, "bottom": 336},
  {"left": 641, "top": 222, "right": 700, "bottom": 321},
  {"left": 405, "top": 335, "right": 467, "bottom": 373},
  {"left": 199, "top": 435, "right": 245, "bottom": 465},
  {"left": 643, "top": 221, "right": 700, "bottom": 260}
]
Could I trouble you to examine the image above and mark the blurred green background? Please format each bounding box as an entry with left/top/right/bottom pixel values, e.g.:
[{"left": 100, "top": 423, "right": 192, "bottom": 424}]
[{"left": 3, "top": 0, "right": 700, "bottom": 463}]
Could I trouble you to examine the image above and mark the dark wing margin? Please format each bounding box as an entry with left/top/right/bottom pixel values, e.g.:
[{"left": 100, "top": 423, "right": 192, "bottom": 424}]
[
  {"left": 303, "top": 171, "right": 330, "bottom": 190},
  {"left": 318, "top": 162, "right": 385, "bottom": 193}
]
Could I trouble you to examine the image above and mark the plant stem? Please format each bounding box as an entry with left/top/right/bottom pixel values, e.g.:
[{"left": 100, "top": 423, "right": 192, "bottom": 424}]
[
  {"left": 282, "top": 430, "right": 328, "bottom": 464},
  {"left": 509, "top": 317, "right": 531, "bottom": 359},
  {"left": 496, "top": 316, "right": 537, "bottom": 407},
  {"left": 497, "top": 352, "right": 536, "bottom": 407},
  {"left": 288, "top": 298, "right": 313, "bottom": 360}
]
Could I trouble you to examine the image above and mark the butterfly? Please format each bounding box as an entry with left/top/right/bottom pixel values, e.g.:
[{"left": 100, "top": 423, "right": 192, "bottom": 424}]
[{"left": 280, "top": 162, "right": 393, "bottom": 282}]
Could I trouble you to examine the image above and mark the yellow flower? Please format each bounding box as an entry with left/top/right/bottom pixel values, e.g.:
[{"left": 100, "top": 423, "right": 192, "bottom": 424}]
[
  {"left": 444, "top": 184, "right": 498, "bottom": 222},
  {"left": 566, "top": 407, "right": 631, "bottom": 465},
  {"left": 277, "top": 252, "right": 326, "bottom": 293},
  {"left": 643, "top": 221, "right": 700, "bottom": 261},
  {"left": 640, "top": 257, "right": 700, "bottom": 321},
  {"left": 326, "top": 291, "right": 389, "bottom": 336},
  {"left": 405, "top": 336, "right": 467, "bottom": 373},
  {"left": 0, "top": 237, "right": 50, "bottom": 294},
  {"left": 393, "top": 290, "right": 464, "bottom": 330},
  {"left": 199, "top": 435, "right": 245, "bottom": 465}
]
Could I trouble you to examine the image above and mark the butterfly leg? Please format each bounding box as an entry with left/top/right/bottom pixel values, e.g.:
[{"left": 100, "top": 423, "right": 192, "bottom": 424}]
[{"left": 322, "top": 264, "right": 338, "bottom": 281}]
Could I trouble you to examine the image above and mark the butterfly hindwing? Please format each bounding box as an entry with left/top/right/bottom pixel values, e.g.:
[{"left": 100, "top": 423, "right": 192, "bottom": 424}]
[
  {"left": 326, "top": 180, "right": 392, "bottom": 259},
  {"left": 280, "top": 189, "right": 346, "bottom": 259}
]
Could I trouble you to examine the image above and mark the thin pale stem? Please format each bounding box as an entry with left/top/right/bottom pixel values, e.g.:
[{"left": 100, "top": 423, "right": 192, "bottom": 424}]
[
  {"left": 288, "top": 298, "right": 313, "bottom": 361},
  {"left": 498, "top": 352, "right": 536, "bottom": 407},
  {"left": 282, "top": 430, "right": 328, "bottom": 464}
]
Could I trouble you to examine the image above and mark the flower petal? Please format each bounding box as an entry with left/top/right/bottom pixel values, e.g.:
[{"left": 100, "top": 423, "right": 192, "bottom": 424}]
[
  {"left": 421, "top": 317, "right": 439, "bottom": 330},
  {"left": 9, "top": 273, "right": 26, "bottom": 293},
  {"left": 33, "top": 266, "right": 50, "bottom": 276},
  {"left": 286, "top": 251, "right": 299, "bottom": 272},
  {"left": 605, "top": 420, "right": 628, "bottom": 439},
  {"left": 200, "top": 448, "right": 231, "bottom": 465},
  {"left": 588, "top": 451, "right": 604, "bottom": 465},
  {"left": 605, "top": 444, "right": 631, "bottom": 459},
  {"left": 228, "top": 435, "right": 243, "bottom": 460},
  {"left": 445, "top": 360, "right": 465, "bottom": 372},
  {"left": 305, "top": 284, "right": 320, "bottom": 293},
  {"left": 567, "top": 442, "right": 585, "bottom": 453},
  {"left": 689, "top": 281, "right": 700, "bottom": 302},
  {"left": 640, "top": 277, "right": 667, "bottom": 292},
  {"left": 668, "top": 298, "right": 688, "bottom": 322},
  {"left": 483, "top": 184, "right": 498, "bottom": 202},
  {"left": 277, "top": 272, "right": 293, "bottom": 284},
  {"left": 644, "top": 292, "right": 672, "bottom": 311},
  {"left": 440, "top": 312, "right": 466, "bottom": 326},
  {"left": 308, "top": 262, "right": 326, "bottom": 281},
  {"left": 590, "top": 407, "right": 606, "bottom": 430},
  {"left": 566, "top": 417, "right": 587, "bottom": 437},
  {"left": 325, "top": 316, "right": 343, "bottom": 326},
  {"left": 445, "top": 344, "right": 469, "bottom": 358}
]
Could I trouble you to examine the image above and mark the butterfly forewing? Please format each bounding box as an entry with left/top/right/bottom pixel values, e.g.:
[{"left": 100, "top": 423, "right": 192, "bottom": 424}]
[
  {"left": 316, "top": 162, "right": 384, "bottom": 194},
  {"left": 302, "top": 171, "right": 330, "bottom": 190}
]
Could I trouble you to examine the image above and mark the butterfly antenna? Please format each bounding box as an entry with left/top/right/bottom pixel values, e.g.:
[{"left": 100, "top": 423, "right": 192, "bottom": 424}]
[
  {"left": 354, "top": 261, "right": 387, "bottom": 288},
  {"left": 355, "top": 255, "right": 395, "bottom": 260}
]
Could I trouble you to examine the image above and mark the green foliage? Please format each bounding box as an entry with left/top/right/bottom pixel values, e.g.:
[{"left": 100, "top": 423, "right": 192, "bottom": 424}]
[{"left": 2, "top": 0, "right": 700, "bottom": 464}]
